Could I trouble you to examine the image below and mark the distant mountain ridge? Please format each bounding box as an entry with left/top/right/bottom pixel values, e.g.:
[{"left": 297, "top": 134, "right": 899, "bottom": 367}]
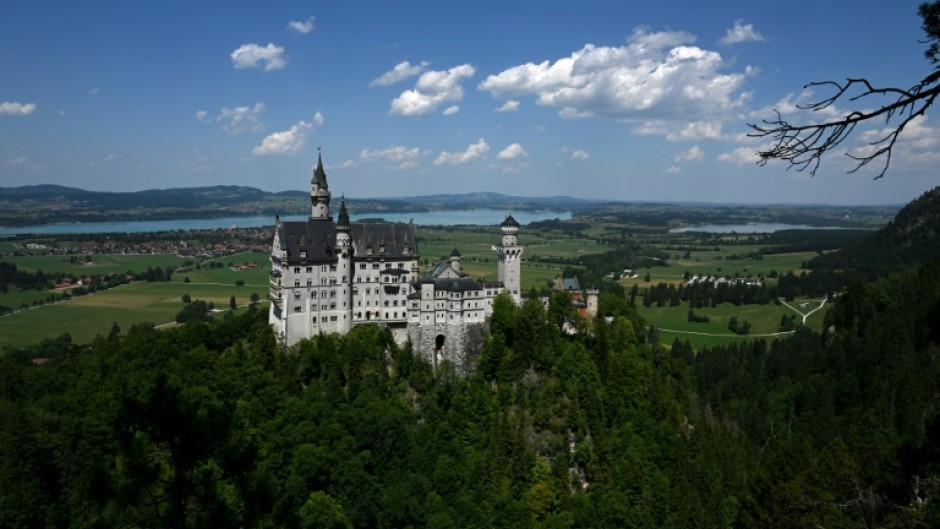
[
  {"left": 810, "top": 185, "right": 940, "bottom": 274},
  {"left": 0, "top": 184, "right": 589, "bottom": 210}
]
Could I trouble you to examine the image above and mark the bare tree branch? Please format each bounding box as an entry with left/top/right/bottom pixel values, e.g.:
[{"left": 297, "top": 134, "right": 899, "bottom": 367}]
[{"left": 748, "top": 74, "right": 940, "bottom": 179}]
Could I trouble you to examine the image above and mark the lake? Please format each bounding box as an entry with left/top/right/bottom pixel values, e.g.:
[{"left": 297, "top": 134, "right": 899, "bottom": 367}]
[
  {"left": 669, "top": 222, "right": 857, "bottom": 234},
  {"left": 0, "top": 209, "right": 572, "bottom": 236}
]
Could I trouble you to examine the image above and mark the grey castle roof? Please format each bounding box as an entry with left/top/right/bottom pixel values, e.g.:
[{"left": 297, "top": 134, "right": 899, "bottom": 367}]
[
  {"left": 312, "top": 151, "right": 328, "bottom": 189},
  {"left": 501, "top": 214, "right": 520, "bottom": 228},
  {"left": 425, "top": 277, "right": 484, "bottom": 292},
  {"left": 450, "top": 248, "right": 461, "bottom": 257},
  {"left": 277, "top": 218, "right": 417, "bottom": 263},
  {"left": 337, "top": 199, "right": 350, "bottom": 228}
]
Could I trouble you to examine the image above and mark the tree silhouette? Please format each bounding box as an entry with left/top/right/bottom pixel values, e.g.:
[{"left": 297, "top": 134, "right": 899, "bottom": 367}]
[{"left": 749, "top": 1, "right": 940, "bottom": 179}]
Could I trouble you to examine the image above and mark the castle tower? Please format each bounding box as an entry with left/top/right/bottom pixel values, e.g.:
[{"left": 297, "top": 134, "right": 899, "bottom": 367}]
[
  {"left": 310, "top": 149, "right": 330, "bottom": 219},
  {"left": 449, "top": 248, "right": 462, "bottom": 275},
  {"left": 334, "top": 198, "right": 353, "bottom": 333},
  {"left": 494, "top": 214, "right": 523, "bottom": 304}
]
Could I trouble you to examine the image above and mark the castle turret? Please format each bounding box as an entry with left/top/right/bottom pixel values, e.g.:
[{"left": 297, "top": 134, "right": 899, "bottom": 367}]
[
  {"left": 310, "top": 149, "right": 331, "bottom": 219},
  {"left": 449, "top": 248, "right": 462, "bottom": 275},
  {"left": 334, "top": 198, "right": 352, "bottom": 333},
  {"left": 494, "top": 214, "right": 523, "bottom": 304}
]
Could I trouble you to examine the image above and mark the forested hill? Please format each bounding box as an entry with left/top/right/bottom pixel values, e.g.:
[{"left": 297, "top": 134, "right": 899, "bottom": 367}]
[{"left": 810, "top": 185, "right": 940, "bottom": 275}]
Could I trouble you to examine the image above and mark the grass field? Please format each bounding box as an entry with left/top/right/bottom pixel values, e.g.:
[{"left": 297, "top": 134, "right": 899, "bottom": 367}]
[
  {"left": 7, "top": 253, "right": 188, "bottom": 275},
  {"left": 638, "top": 297, "right": 829, "bottom": 350},
  {"left": 0, "top": 261, "right": 270, "bottom": 349}
]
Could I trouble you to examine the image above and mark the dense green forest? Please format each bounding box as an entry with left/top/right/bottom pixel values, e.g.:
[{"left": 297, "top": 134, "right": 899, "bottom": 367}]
[{"left": 3, "top": 245, "right": 940, "bottom": 527}]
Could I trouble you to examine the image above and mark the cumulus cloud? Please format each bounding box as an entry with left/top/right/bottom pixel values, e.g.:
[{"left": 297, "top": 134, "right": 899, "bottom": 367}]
[
  {"left": 479, "top": 28, "right": 752, "bottom": 137},
  {"left": 252, "top": 112, "right": 323, "bottom": 156},
  {"left": 0, "top": 101, "right": 37, "bottom": 116},
  {"left": 231, "top": 43, "right": 287, "bottom": 71},
  {"left": 6, "top": 156, "right": 28, "bottom": 165},
  {"left": 219, "top": 102, "right": 266, "bottom": 134},
  {"left": 495, "top": 100, "right": 520, "bottom": 112},
  {"left": 497, "top": 143, "right": 527, "bottom": 160},
  {"left": 851, "top": 115, "right": 940, "bottom": 170},
  {"left": 666, "top": 165, "right": 681, "bottom": 173},
  {"left": 675, "top": 145, "right": 705, "bottom": 163},
  {"left": 720, "top": 20, "right": 765, "bottom": 45},
  {"left": 442, "top": 105, "right": 460, "bottom": 116},
  {"left": 103, "top": 154, "right": 118, "bottom": 162},
  {"left": 359, "top": 146, "right": 424, "bottom": 166},
  {"left": 718, "top": 146, "right": 759, "bottom": 165},
  {"left": 287, "top": 16, "right": 315, "bottom": 34},
  {"left": 390, "top": 64, "right": 476, "bottom": 117},
  {"left": 195, "top": 110, "right": 211, "bottom": 123},
  {"left": 571, "top": 149, "right": 590, "bottom": 161},
  {"left": 434, "top": 138, "right": 489, "bottom": 165},
  {"left": 370, "top": 60, "right": 429, "bottom": 87}
]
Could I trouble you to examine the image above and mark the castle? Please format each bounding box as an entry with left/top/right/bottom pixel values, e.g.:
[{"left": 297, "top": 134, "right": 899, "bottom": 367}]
[{"left": 268, "top": 152, "right": 523, "bottom": 371}]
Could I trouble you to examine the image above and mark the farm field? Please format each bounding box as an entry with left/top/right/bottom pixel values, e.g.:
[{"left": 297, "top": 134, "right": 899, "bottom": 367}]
[
  {"left": 636, "top": 297, "right": 828, "bottom": 350},
  {"left": 7, "top": 253, "right": 188, "bottom": 275},
  {"left": 0, "top": 264, "right": 269, "bottom": 349}
]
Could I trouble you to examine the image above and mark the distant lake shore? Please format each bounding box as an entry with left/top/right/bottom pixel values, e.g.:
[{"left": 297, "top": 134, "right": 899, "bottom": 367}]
[
  {"left": 669, "top": 222, "right": 867, "bottom": 234},
  {"left": 0, "top": 209, "right": 572, "bottom": 236}
]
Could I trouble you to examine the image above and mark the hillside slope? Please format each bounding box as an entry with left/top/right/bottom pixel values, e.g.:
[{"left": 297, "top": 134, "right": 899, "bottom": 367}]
[{"left": 810, "top": 185, "right": 940, "bottom": 275}]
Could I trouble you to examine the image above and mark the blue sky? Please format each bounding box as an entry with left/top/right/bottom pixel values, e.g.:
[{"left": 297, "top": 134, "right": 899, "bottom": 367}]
[{"left": 1, "top": 0, "right": 937, "bottom": 205}]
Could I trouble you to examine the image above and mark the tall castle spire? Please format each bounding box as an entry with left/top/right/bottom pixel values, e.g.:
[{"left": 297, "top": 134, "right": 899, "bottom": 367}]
[{"left": 310, "top": 147, "right": 331, "bottom": 220}]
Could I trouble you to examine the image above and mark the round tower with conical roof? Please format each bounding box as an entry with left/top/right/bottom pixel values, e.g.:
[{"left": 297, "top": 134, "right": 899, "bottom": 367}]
[
  {"left": 494, "top": 214, "right": 523, "bottom": 304},
  {"left": 310, "top": 149, "right": 331, "bottom": 219}
]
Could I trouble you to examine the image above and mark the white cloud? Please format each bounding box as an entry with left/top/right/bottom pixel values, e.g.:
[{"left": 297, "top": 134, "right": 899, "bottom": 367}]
[
  {"left": 103, "top": 154, "right": 118, "bottom": 162},
  {"left": 495, "top": 100, "right": 520, "bottom": 113},
  {"left": 218, "top": 102, "right": 266, "bottom": 134},
  {"left": 571, "top": 149, "right": 590, "bottom": 161},
  {"left": 287, "top": 16, "right": 315, "bottom": 34},
  {"left": 0, "top": 101, "right": 37, "bottom": 116},
  {"left": 666, "top": 165, "right": 681, "bottom": 173},
  {"left": 390, "top": 64, "right": 476, "bottom": 117},
  {"left": 89, "top": 88, "right": 100, "bottom": 96},
  {"left": 675, "top": 145, "right": 704, "bottom": 163},
  {"left": 6, "top": 156, "right": 28, "bottom": 165},
  {"left": 370, "top": 60, "right": 429, "bottom": 87},
  {"left": 434, "top": 138, "right": 489, "bottom": 165},
  {"left": 339, "top": 159, "right": 356, "bottom": 169},
  {"left": 231, "top": 43, "right": 287, "bottom": 71},
  {"left": 718, "top": 146, "right": 759, "bottom": 165},
  {"left": 359, "top": 146, "right": 423, "bottom": 164},
  {"left": 720, "top": 20, "right": 765, "bottom": 45},
  {"left": 501, "top": 162, "right": 530, "bottom": 174},
  {"left": 252, "top": 114, "right": 322, "bottom": 156},
  {"left": 497, "top": 143, "right": 527, "bottom": 160},
  {"left": 442, "top": 105, "right": 460, "bottom": 116},
  {"left": 195, "top": 110, "right": 211, "bottom": 123},
  {"left": 479, "top": 28, "right": 752, "bottom": 137}
]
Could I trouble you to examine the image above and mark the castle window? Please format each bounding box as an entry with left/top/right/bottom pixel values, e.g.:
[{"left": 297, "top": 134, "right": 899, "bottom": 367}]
[
  {"left": 353, "top": 287, "right": 359, "bottom": 295},
  {"left": 294, "top": 280, "right": 300, "bottom": 287},
  {"left": 372, "top": 263, "right": 380, "bottom": 270},
  {"left": 311, "top": 291, "right": 317, "bottom": 298},
  {"left": 321, "top": 316, "right": 327, "bottom": 322},
  {"left": 321, "top": 278, "right": 327, "bottom": 285},
  {"left": 294, "top": 306, "right": 302, "bottom": 312},
  {"left": 403, "top": 244, "right": 410, "bottom": 255},
  {"left": 330, "top": 290, "right": 336, "bottom": 298},
  {"left": 294, "top": 267, "right": 300, "bottom": 273},
  {"left": 342, "top": 276, "right": 347, "bottom": 282},
  {"left": 306, "top": 267, "right": 313, "bottom": 273},
  {"left": 366, "top": 246, "right": 373, "bottom": 256},
  {"left": 379, "top": 244, "right": 385, "bottom": 254},
  {"left": 321, "top": 266, "right": 327, "bottom": 272},
  {"left": 294, "top": 291, "right": 301, "bottom": 299},
  {"left": 330, "top": 278, "right": 337, "bottom": 285},
  {"left": 360, "top": 263, "right": 366, "bottom": 270},
  {"left": 330, "top": 265, "right": 337, "bottom": 272},
  {"left": 330, "top": 303, "right": 336, "bottom": 310},
  {"left": 331, "top": 316, "right": 337, "bottom": 321},
  {"left": 307, "top": 279, "right": 312, "bottom": 286}
]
